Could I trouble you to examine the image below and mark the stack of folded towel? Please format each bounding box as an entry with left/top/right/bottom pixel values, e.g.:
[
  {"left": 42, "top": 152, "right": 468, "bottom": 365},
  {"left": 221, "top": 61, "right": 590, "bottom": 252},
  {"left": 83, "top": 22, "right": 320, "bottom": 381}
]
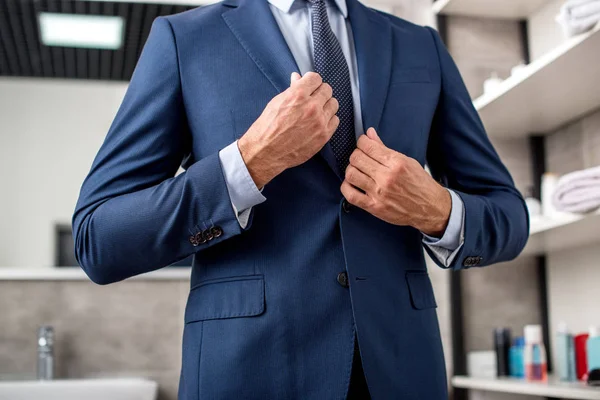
[
  {"left": 556, "top": 0, "right": 600, "bottom": 37},
  {"left": 553, "top": 165, "right": 600, "bottom": 213}
]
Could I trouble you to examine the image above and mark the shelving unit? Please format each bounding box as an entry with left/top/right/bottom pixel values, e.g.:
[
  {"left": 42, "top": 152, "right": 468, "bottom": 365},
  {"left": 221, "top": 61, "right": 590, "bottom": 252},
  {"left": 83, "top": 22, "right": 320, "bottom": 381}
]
[
  {"left": 523, "top": 210, "right": 600, "bottom": 256},
  {"left": 474, "top": 24, "right": 600, "bottom": 139},
  {"left": 452, "top": 376, "right": 600, "bottom": 400},
  {"left": 432, "top": 0, "right": 547, "bottom": 19},
  {"left": 434, "top": 2, "right": 600, "bottom": 400}
]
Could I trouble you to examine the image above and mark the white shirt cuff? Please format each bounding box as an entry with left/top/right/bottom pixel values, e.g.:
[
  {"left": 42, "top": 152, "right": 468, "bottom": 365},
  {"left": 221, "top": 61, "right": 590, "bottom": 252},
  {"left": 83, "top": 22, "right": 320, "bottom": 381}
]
[
  {"left": 422, "top": 189, "right": 465, "bottom": 267},
  {"left": 218, "top": 141, "right": 266, "bottom": 229}
]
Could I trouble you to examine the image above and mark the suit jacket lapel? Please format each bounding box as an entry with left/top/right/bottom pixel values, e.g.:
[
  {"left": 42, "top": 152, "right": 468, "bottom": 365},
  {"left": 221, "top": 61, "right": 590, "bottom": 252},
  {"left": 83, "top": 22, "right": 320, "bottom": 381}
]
[
  {"left": 347, "top": 0, "right": 393, "bottom": 133},
  {"left": 221, "top": 0, "right": 299, "bottom": 93}
]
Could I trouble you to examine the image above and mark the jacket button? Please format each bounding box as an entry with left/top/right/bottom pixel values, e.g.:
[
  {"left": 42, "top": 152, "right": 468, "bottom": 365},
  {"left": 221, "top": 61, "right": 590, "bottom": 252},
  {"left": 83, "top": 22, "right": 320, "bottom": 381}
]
[
  {"left": 342, "top": 199, "right": 351, "bottom": 213},
  {"left": 337, "top": 271, "right": 349, "bottom": 288},
  {"left": 211, "top": 226, "right": 223, "bottom": 238},
  {"left": 203, "top": 229, "right": 214, "bottom": 241},
  {"left": 195, "top": 232, "right": 206, "bottom": 244}
]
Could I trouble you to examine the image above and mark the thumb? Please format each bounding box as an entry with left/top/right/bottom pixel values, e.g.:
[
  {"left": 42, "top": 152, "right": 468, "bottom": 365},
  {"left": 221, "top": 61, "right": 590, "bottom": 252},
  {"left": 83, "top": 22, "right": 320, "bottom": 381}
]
[
  {"left": 366, "top": 127, "right": 383, "bottom": 144},
  {"left": 290, "top": 72, "right": 301, "bottom": 85}
]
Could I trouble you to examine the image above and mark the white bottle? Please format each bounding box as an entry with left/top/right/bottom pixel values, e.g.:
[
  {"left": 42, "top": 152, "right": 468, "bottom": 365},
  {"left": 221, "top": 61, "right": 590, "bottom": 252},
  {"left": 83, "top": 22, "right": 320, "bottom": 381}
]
[{"left": 524, "top": 325, "right": 547, "bottom": 382}]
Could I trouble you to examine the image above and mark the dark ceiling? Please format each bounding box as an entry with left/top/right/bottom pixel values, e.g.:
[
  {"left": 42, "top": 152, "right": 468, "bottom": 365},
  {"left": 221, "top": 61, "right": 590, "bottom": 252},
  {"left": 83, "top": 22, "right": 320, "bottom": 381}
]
[{"left": 0, "top": 0, "right": 196, "bottom": 81}]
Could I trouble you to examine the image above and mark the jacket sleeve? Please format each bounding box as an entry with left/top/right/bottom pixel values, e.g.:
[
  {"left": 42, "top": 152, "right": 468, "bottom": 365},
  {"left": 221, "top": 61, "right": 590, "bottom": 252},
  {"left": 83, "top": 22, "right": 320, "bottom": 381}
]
[
  {"left": 424, "top": 27, "right": 529, "bottom": 270},
  {"left": 72, "top": 17, "right": 249, "bottom": 284}
]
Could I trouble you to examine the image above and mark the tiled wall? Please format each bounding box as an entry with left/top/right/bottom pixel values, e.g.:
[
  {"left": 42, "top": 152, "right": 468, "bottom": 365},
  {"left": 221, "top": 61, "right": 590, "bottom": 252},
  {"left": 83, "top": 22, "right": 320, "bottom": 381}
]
[{"left": 0, "top": 280, "right": 189, "bottom": 400}]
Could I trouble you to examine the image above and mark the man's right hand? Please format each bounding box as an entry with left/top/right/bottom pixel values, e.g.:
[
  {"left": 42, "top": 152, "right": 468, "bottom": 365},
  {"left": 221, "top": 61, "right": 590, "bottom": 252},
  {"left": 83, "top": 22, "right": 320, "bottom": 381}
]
[{"left": 237, "top": 72, "right": 339, "bottom": 188}]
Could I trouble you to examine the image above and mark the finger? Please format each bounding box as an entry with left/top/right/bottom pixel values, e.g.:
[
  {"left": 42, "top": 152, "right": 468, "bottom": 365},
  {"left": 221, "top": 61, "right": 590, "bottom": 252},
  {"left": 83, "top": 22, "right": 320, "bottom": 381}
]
[
  {"left": 327, "top": 115, "right": 340, "bottom": 134},
  {"left": 366, "top": 127, "right": 383, "bottom": 144},
  {"left": 290, "top": 72, "right": 301, "bottom": 85},
  {"left": 295, "top": 72, "right": 323, "bottom": 94},
  {"left": 357, "top": 135, "right": 390, "bottom": 166},
  {"left": 323, "top": 97, "right": 339, "bottom": 118},
  {"left": 312, "top": 82, "right": 333, "bottom": 105},
  {"left": 349, "top": 148, "right": 383, "bottom": 179},
  {"left": 345, "top": 165, "right": 374, "bottom": 192},
  {"left": 341, "top": 181, "right": 372, "bottom": 210}
]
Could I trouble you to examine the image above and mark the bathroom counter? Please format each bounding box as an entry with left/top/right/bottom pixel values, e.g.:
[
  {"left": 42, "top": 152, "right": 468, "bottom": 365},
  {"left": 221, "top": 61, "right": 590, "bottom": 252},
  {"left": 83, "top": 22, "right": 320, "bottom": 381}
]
[{"left": 0, "top": 267, "right": 191, "bottom": 281}]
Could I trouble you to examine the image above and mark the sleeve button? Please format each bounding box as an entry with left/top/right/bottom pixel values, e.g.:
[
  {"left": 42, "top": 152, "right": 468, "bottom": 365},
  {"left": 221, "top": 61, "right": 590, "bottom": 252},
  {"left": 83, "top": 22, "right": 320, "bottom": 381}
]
[
  {"left": 211, "top": 226, "right": 223, "bottom": 238},
  {"left": 203, "top": 229, "right": 214, "bottom": 241},
  {"left": 195, "top": 232, "right": 207, "bottom": 244}
]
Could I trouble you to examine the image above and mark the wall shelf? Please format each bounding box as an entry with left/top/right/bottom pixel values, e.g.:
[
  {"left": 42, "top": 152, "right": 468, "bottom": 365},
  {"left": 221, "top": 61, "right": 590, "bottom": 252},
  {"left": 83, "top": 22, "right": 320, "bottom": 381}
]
[
  {"left": 432, "top": 0, "right": 547, "bottom": 19},
  {"left": 523, "top": 210, "right": 600, "bottom": 256},
  {"left": 473, "top": 24, "right": 600, "bottom": 139},
  {"left": 452, "top": 376, "right": 600, "bottom": 399},
  {"left": 0, "top": 267, "right": 191, "bottom": 281}
]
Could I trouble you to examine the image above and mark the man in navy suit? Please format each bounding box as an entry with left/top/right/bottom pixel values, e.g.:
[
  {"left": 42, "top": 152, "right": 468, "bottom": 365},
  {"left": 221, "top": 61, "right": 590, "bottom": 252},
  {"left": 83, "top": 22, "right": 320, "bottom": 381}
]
[{"left": 73, "top": 0, "right": 529, "bottom": 398}]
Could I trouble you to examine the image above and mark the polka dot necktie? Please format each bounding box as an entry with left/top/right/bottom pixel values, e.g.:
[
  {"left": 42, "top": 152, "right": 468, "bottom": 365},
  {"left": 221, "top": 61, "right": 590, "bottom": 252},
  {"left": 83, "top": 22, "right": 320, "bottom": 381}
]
[{"left": 308, "top": 0, "right": 356, "bottom": 174}]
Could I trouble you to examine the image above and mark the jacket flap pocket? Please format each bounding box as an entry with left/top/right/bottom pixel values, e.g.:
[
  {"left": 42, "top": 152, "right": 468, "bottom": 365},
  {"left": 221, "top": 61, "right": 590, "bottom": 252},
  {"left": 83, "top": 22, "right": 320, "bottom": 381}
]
[
  {"left": 392, "top": 67, "right": 431, "bottom": 84},
  {"left": 405, "top": 271, "right": 437, "bottom": 310},
  {"left": 185, "top": 275, "right": 265, "bottom": 323}
]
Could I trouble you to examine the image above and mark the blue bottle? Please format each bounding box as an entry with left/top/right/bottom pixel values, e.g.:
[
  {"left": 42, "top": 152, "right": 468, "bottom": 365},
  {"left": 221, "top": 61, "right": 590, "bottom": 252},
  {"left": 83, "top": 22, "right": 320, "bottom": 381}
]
[
  {"left": 509, "top": 336, "right": 525, "bottom": 378},
  {"left": 556, "top": 322, "right": 576, "bottom": 381},
  {"left": 587, "top": 326, "right": 600, "bottom": 372}
]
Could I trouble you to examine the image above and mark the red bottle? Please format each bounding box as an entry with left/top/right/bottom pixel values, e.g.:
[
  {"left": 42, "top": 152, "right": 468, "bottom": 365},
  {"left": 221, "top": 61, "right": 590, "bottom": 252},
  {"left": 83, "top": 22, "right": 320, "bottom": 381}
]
[{"left": 575, "top": 333, "right": 589, "bottom": 381}]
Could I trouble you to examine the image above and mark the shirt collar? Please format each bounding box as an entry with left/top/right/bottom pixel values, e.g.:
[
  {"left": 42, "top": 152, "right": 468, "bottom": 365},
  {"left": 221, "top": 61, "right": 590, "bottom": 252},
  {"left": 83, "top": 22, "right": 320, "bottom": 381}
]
[{"left": 268, "top": 0, "right": 348, "bottom": 18}]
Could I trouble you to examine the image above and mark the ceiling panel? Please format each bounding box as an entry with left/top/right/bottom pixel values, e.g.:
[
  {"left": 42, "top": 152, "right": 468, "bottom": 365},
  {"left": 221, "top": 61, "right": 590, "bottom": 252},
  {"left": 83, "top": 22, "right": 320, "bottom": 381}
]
[{"left": 0, "top": 0, "right": 195, "bottom": 81}]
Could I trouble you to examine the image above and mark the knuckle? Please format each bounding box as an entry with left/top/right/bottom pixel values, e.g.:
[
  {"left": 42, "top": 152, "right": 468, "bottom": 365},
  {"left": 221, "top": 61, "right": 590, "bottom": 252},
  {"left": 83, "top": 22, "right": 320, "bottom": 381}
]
[
  {"left": 305, "top": 102, "right": 318, "bottom": 116},
  {"left": 392, "top": 159, "right": 405, "bottom": 174},
  {"left": 382, "top": 174, "right": 395, "bottom": 189},
  {"left": 345, "top": 167, "right": 354, "bottom": 181},
  {"left": 332, "top": 98, "right": 339, "bottom": 111},
  {"left": 346, "top": 192, "right": 358, "bottom": 205},
  {"left": 307, "top": 72, "right": 322, "bottom": 84},
  {"left": 350, "top": 151, "right": 360, "bottom": 165},
  {"left": 365, "top": 142, "right": 376, "bottom": 155}
]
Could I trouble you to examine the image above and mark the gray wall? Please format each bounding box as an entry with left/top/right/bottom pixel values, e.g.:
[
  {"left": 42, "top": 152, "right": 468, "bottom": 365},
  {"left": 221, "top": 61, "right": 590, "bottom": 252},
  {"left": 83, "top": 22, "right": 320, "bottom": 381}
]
[{"left": 0, "top": 280, "right": 189, "bottom": 400}]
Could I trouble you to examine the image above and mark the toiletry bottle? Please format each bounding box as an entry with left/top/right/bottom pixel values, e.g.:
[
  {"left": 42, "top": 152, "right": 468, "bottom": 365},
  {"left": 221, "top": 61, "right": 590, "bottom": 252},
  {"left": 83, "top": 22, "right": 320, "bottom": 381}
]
[
  {"left": 524, "top": 325, "right": 547, "bottom": 382},
  {"left": 587, "top": 327, "right": 600, "bottom": 372},
  {"left": 575, "top": 333, "right": 590, "bottom": 380},
  {"left": 556, "top": 322, "right": 576, "bottom": 381},
  {"left": 494, "top": 328, "right": 511, "bottom": 377},
  {"left": 509, "top": 336, "right": 525, "bottom": 378},
  {"left": 37, "top": 326, "right": 54, "bottom": 380}
]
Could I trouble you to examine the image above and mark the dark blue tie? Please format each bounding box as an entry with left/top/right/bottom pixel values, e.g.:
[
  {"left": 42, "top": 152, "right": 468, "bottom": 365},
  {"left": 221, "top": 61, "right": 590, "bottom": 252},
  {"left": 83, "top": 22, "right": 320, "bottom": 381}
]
[{"left": 308, "top": 0, "right": 356, "bottom": 174}]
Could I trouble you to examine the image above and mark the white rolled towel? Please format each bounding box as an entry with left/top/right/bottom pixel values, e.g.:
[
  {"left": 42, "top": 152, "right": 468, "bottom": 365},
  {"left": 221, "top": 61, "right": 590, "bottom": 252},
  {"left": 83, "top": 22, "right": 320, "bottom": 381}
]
[
  {"left": 552, "top": 165, "right": 600, "bottom": 213},
  {"left": 556, "top": 0, "right": 600, "bottom": 37}
]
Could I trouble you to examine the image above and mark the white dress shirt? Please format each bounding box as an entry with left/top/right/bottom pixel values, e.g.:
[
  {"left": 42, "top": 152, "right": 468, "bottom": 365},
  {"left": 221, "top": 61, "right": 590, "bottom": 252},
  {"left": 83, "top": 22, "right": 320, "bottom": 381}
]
[{"left": 217, "top": 0, "right": 465, "bottom": 266}]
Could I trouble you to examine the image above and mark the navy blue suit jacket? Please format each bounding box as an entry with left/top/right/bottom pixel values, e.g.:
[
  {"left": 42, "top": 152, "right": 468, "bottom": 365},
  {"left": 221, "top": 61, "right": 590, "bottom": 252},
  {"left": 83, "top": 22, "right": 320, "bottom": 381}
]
[{"left": 73, "top": 0, "right": 529, "bottom": 398}]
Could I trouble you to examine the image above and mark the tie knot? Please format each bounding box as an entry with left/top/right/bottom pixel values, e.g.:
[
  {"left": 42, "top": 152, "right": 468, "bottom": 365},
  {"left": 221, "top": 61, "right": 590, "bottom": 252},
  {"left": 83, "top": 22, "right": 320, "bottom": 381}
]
[{"left": 306, "top": 0, "right": 324, "bottom": 4}]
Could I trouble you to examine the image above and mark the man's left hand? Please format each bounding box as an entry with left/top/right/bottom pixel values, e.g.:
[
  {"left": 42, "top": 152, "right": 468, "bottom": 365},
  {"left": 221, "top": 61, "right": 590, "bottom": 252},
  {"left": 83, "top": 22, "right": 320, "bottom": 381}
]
[{"left": 341, "top": 128, "right": 452, "bottom": 238}]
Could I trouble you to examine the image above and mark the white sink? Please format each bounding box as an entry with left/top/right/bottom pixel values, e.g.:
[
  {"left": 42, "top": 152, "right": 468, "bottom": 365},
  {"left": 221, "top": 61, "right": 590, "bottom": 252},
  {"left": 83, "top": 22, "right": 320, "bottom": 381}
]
[{"left": 0, "top": 378, "right": 158, "bottom": 400}]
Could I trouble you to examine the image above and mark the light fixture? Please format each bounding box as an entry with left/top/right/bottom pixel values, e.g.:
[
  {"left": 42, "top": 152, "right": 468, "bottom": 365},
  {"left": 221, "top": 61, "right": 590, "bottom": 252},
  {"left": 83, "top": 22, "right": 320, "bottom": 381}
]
[{"left": 38, "top": 13, "right": 125, "bottom": 50}]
